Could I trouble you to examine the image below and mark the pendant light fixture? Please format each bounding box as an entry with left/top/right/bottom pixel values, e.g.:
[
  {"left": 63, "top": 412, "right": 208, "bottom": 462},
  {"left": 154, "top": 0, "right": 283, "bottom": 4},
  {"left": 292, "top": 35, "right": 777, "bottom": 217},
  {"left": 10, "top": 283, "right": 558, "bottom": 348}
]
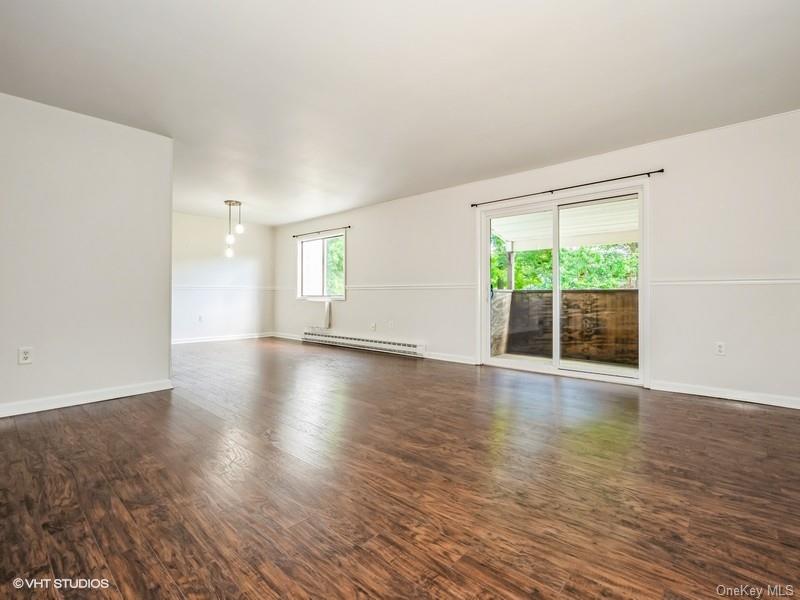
[
  {"left": 235, "top": 202, "right": 245, "bottom": 234},
  {"left": 224, "top": 200, "right": 243, "bottom": 258}
]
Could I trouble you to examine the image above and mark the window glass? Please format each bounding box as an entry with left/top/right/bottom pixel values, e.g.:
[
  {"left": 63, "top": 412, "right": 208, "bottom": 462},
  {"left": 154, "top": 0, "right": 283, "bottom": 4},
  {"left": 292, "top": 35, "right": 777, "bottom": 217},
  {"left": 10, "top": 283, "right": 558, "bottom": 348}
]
[
  {"left": 324, "top": 236, "right": 345, "bottom": 296},
  {"left": 299, "top": 234, "right": 345, "bottom": 298},
  {"left": 301, "top": 238, "right": 324, "bottom": 296}
]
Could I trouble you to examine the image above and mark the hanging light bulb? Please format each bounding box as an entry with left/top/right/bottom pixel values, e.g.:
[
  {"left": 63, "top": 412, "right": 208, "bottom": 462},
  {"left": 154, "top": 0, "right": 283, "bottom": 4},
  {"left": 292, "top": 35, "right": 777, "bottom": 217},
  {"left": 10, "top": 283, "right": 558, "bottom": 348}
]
[
  {"left": 224, "top": 200, "right": 242, "bottom": 250},
  {"left": 235, "top": 203, "right": 244, "bottom": 234},
  {"left": 224, "top": 199, "right": 238, "bottom": 247}
]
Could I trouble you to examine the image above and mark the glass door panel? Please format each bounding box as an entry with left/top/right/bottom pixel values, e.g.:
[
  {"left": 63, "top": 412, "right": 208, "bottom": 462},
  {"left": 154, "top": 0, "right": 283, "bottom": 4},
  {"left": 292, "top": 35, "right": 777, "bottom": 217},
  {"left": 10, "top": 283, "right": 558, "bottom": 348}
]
[
  {"left": 557, "top": 196, "right": 639, "bottom": 376},
  {"left": 489, "top": 210, "right": 553, "bottom": 359}
]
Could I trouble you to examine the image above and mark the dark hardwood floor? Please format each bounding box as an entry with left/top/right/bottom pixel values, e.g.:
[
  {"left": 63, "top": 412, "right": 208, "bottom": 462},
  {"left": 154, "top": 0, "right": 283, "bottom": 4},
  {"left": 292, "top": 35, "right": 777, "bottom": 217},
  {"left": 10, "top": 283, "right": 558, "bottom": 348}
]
[{"left": 2, "top": 339, "right": 798, "bottom": 599}]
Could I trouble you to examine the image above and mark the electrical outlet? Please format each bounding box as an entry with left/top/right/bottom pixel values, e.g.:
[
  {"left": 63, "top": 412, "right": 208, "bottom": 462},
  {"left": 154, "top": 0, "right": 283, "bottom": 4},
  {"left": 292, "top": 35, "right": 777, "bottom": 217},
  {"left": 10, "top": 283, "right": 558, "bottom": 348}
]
[
  {"left": 370, "top": 322, "right": 377, "bottom": 331},
  {"left": 714, "top": 342, "right": 726, "bottom": 356},
  {"left": 198, "top": 315, "right": 204, "bottom": 323},
  {"left": 18, "top": 346, "right": 33, "bottom": 365},
  {"left": 387, "top": 320, "right": 394, "bottom": 330}
]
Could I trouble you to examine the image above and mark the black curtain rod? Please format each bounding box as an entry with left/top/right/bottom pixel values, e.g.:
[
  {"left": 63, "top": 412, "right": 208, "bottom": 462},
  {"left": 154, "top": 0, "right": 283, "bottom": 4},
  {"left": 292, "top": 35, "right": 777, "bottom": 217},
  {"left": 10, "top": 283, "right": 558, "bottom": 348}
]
[
  {"left": 292, "top": 225, "right": 351, "bottom": 238},
  {"left": 470, "top": 169, "right": 664, "bottom": 208}
]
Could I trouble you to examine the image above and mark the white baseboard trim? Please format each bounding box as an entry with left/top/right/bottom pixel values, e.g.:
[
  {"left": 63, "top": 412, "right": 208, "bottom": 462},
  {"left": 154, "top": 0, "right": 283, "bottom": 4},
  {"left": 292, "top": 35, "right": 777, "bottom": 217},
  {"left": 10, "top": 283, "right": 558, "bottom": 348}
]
[
  {"left": 0, "top": 379, "right": 174, "bottom": 419},
  {"left": 172, "top": 332, "right": 272, "bottom": 344},
  {"left": 649, "top": 380, "right": 800, "bottom": 410},
  {"left": 426, "top": 352, "right": 479, "bottom": 365},
  {"left": 268, "top": 332, "right": 303, "bottom": 341}
]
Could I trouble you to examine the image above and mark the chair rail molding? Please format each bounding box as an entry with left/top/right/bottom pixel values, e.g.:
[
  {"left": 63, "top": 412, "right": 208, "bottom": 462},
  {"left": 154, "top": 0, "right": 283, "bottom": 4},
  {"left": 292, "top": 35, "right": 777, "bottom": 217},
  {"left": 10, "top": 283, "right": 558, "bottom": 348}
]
[{"left": 650, "top": 277, "right": 800, "bottom": 286}]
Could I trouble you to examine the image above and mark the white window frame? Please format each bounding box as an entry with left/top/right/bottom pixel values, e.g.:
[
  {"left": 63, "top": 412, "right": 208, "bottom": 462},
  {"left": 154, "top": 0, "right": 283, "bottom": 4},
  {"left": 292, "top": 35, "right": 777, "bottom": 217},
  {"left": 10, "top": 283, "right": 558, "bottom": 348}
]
[{"left": 296, "top": 229, "right": 347, "bottom": 301}]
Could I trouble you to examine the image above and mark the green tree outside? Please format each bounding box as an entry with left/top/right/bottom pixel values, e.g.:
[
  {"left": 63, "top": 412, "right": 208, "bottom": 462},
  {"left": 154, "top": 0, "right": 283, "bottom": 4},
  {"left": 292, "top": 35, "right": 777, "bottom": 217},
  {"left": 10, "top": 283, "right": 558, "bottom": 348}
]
[
  {"left": 490, "top": 233, "right": 638, "bottom": 290},
  {"left": 490, "top": 233, "right": 510, "bottom": 289},
  {"left": 325, "top": 236, "right": 345, "bottom": 296}
]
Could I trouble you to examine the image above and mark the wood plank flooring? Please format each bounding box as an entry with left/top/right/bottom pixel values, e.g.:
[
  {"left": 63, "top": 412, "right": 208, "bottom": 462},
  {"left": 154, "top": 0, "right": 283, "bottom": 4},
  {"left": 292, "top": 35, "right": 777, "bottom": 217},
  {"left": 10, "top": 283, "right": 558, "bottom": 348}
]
[{"left": 2, "top": 338, "right": 798, "bottom": 598}]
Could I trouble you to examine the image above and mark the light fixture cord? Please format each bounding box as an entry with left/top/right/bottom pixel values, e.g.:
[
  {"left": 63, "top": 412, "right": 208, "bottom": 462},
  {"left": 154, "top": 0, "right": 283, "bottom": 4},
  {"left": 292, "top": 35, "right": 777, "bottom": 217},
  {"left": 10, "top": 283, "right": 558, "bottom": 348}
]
[
  {"left": 238, "top": 203, "right": 242, "bottom": 226},
  {"left": 228, "top": 204, "right": 232, "bottom": 235}
]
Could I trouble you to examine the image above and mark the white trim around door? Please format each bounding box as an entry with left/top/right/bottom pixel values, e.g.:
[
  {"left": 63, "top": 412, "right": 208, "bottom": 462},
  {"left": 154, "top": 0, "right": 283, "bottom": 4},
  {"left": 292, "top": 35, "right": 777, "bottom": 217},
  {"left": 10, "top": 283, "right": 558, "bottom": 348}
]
[{"left": 477, "top": 179, "right": 651, "bottom": 388}]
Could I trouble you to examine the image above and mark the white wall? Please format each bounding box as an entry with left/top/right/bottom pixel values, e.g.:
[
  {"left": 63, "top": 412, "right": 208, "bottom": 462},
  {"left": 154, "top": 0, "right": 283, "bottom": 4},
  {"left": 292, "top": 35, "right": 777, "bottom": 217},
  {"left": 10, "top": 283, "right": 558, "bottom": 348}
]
[
  {"left": 0, "top": 93, "right": 173, "bottom": 416},
  {"left": 172, "top": 212, "right": 274, "bottom": 343},
  {"left": 273, "top": 109, "right": 800, "bottom": 406},
  {"left": 273, "top": 192, "right": 476, "bottom": 363}
]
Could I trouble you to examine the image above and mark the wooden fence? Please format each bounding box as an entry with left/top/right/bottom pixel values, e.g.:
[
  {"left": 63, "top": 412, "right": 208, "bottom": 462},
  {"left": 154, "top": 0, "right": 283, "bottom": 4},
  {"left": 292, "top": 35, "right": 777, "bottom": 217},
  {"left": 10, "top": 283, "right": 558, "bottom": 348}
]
[{"left": 491, "top": 289, "right": 638, "bottom": 366}]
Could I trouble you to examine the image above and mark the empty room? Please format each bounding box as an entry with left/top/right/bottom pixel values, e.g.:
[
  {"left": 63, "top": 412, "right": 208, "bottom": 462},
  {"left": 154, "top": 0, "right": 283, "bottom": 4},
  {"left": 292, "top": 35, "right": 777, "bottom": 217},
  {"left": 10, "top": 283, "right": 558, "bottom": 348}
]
[{"left": 1, "top": 1, "right": 799, "bottom": 598}]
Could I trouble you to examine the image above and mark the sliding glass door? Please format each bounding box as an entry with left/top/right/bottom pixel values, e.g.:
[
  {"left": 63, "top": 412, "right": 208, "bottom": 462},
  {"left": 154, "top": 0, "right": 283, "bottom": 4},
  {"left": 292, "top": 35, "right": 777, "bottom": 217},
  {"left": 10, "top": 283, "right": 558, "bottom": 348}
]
[
  {"left": 557, "top": 195, "right": 639, "bottom": 377},
  {"left": 483, "top": 191, "right": 642, "bottom": 381},
  {"left": 489, "top": 209, "right": 553, "bottom": 361}
]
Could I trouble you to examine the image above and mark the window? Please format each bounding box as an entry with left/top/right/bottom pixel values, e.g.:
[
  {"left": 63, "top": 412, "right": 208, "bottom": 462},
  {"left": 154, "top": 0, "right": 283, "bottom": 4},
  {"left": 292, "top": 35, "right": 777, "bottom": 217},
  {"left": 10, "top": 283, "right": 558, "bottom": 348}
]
[{"left": 297, "top": 232, "right": 345, "bottom": 299}]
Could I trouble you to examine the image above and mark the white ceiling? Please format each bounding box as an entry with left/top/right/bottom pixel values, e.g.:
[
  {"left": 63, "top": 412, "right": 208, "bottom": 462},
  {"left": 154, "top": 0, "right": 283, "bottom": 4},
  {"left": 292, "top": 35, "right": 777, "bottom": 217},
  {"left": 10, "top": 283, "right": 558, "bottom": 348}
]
[{"left": 1, "top": 1, "right": 799, "bottom": 225}]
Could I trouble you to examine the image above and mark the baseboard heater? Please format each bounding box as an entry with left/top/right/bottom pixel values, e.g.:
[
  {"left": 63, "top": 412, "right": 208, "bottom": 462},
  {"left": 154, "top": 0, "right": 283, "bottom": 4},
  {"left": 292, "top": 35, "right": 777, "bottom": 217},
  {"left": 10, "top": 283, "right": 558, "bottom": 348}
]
[{"left": 301, "top": 330, "right": 425, "bottom": 358}]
